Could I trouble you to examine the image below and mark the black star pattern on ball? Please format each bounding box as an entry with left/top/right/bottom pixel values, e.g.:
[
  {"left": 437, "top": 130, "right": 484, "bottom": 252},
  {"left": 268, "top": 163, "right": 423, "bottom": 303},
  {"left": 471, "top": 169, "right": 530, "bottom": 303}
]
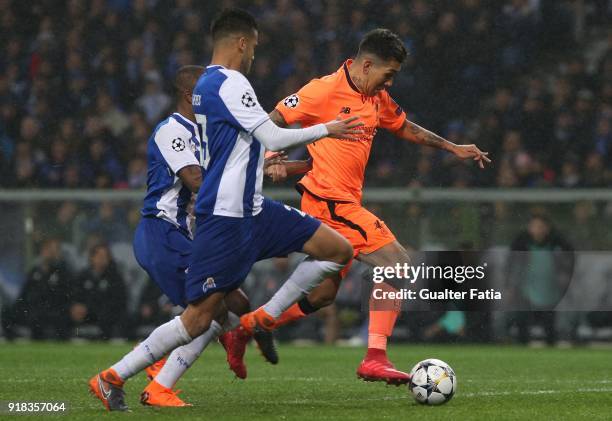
[
  {"left": 172, "top": 137, "right": 186, "bottom": 152},
  {"left": 241, "top": 92, "right": 257, "bottom": 108}
]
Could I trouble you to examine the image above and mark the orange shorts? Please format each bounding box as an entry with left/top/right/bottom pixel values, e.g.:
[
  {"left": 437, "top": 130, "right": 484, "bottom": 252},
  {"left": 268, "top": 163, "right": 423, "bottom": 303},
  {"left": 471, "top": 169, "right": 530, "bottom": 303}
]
[{"left": 300, "top": 189, "right": 396, "bottom": 277}]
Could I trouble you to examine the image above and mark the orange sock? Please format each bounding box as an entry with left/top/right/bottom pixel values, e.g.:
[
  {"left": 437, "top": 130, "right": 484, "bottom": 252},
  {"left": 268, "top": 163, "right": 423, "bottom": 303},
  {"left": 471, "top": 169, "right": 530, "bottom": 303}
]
[
  {"left": 367, "top": 310, "right": 400, "bottom": 350},
  {"left": 273, "top": 303, "right": 307, "bottom": 328},
  {"left": 253, "top": 307, "right": 276, "bottom": 330}
]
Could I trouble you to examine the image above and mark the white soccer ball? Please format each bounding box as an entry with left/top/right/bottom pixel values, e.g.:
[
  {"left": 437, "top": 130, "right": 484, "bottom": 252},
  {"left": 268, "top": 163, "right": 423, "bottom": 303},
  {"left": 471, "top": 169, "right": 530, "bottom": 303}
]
[{"left": 409, "top": 358, "right": 457, "bottom": 405}]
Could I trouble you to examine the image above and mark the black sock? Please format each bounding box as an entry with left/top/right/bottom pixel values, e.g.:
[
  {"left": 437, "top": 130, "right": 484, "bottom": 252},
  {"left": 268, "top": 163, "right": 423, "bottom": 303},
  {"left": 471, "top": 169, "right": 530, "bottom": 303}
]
[{"left": 297, "top": 297, "right": 318, "bottom": 315}]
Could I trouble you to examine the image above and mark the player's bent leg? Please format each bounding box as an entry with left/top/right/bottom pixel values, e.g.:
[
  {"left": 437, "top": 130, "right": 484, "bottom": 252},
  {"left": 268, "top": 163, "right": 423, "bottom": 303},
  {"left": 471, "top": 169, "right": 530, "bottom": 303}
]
[
  {"left": 89, "top": 314, "right": 194, "bottom": 411},
  {"left": 143, "top": 305, "right": 244, "bottom": 407},
  {"left": 269, "top": 275, "right": 342, "bottom": 331},
  {"left": 264, "top": 227, "right": 351, "bottom": 331},
  {"left": 274, "top": 223, "right": 353, "bottom": 324},
  {"left": 90, "top": 292, "right": 224, "bottom": 411},
  {"left": 145, "top": 294, "right": 247, "bottom": 386},
  {"left": 241, "top": 224, "right": 352, "bottom": 335},
  {"left": 141, "top": 328, "right": 221, "bottom": 407},
  {"left": 356, "top": 240, "right": 412, "bottom": 386}
]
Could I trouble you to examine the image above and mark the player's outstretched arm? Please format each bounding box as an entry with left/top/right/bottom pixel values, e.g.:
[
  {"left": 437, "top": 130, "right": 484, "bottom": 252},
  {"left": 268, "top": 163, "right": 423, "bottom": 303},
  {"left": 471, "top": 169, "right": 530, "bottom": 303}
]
[
  {"left": 253, "top": 116, "right": 363, "bottom": 152},
  {"left": 394, "top": 120, "right": 492, "bottom": 169},
  {"left": 261, "top": 110, "right": 320, "bottom": 182}
]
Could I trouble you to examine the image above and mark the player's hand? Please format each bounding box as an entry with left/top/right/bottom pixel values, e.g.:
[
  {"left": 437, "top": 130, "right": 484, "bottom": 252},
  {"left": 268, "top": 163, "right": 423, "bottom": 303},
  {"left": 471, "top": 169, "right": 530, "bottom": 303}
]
[
  {"left": 451, "top": 144, "right": 491, "bottom": 169},
  {"left": 264, "top": 151, "right": 288, "bottom": 183},
  {"left": 325, "top": 116, "right": 364, "bottom": 141}
]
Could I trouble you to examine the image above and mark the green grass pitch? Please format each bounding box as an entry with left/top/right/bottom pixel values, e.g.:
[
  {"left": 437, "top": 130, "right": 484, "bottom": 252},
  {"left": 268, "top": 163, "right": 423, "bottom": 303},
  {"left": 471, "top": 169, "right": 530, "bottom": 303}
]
[{"left": 0, "top": 342, "right": 611, "bottom": 420}]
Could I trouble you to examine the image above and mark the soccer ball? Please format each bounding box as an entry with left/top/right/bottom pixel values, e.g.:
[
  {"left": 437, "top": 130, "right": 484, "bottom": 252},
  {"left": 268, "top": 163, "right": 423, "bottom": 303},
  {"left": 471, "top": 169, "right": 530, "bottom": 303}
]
[{"left": 409, "top": 358, "right": 457, "bottom": 405}]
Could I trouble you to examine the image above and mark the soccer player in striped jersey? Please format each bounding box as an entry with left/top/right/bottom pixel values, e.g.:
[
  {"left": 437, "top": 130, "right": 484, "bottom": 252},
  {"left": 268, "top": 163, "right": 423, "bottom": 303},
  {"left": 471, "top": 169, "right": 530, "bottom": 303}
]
[
  {"left": 89, "top": 64, "right": 276, "bottom": 410},
  {"left": 88, "top": 9, "right": 361, "bottom": 411}
]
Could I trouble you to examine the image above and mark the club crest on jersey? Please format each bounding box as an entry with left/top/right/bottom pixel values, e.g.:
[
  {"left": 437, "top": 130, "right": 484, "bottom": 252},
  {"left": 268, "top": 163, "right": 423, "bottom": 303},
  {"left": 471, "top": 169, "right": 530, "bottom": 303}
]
[
  {"left": 241, "top": 92, "right": 257, "bottom": 108},
  {"left": 283, "top": 94, "right": 299, "bottom": 108},
  {"left": 202, "top": 277, "right": 216, "bottom": 292},
  {"left": 340, "top": 106, "right": 351, "bottom": 114},
  {"left": 172, "top": 137, "right": 186, "bottom": 152}
]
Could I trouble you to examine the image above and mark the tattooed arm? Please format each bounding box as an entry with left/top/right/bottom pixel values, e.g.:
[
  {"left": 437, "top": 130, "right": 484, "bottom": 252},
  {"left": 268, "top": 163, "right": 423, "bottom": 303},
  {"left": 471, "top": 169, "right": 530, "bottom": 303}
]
[{"left": 394, "top": 120, "right": 491, "bottom": 169}]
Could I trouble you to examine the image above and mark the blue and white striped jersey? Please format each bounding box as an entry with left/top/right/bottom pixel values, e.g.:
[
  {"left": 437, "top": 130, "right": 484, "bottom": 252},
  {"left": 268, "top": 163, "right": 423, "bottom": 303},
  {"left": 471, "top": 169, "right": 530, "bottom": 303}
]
[
  {"left": 192, "top": 65, "right": 270, "bottom": 218},
  {"left": 141, "top": 112, "right": 203, "bottom": 237}
]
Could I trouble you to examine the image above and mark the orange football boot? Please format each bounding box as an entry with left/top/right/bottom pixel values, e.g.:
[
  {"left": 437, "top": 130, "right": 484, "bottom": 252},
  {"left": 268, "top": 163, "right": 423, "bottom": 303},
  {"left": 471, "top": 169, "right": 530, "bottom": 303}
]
[
  {"left": 140, "top": 379, "right": 191, "bottom": 407},
  {"left": 88, "top": 368, "right": 128, "bottom": 411}
]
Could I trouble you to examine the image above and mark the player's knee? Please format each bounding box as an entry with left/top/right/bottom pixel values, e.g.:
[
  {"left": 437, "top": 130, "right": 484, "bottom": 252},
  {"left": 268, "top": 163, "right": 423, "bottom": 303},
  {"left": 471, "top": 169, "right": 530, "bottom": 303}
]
[
  {"left": 182, "top": 308, "right": 213, "bottom": 338},
  {"left": 334, "top": 240, "right": 353, "bottom": 266},
  {"left": 307, "top": 277, "right": 341, "bottom": 309}
]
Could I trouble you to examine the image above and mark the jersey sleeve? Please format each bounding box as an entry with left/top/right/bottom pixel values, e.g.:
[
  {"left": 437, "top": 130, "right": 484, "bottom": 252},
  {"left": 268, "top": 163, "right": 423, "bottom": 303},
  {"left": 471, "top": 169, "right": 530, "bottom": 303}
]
[
  {"left": 218, "top": 72, "right": 270, "bottom": 134},
  {"left": 378, "top": 92, "right": 406, "bottom": 132},
  {"left": 275, "top": 80, "right": 327, "bottom": 127},
  {"left": 154, "top": 124, "right": 199, "bottom": 174}
]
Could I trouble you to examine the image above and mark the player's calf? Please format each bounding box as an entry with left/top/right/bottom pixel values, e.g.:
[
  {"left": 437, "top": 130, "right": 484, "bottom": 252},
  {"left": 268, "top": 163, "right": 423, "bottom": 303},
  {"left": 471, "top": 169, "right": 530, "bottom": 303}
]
[
  {"left": 305, "top": 275, "right": 342, "bottom": 309},
  {"left": 180, "top": 291, "right": 226, "bottom": 339}
]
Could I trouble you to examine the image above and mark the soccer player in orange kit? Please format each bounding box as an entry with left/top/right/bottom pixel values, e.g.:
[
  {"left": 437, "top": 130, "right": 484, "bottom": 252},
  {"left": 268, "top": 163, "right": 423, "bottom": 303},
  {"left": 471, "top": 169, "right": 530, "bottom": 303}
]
[{"left": 240, "top": 28, "right": 491, "bottom": 385}]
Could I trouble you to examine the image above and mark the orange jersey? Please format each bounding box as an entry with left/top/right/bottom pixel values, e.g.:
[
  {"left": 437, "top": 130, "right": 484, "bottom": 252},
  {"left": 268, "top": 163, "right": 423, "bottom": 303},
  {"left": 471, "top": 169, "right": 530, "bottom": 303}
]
[{"left": 275, "top": 59, "right": 406, "bottom": 203}]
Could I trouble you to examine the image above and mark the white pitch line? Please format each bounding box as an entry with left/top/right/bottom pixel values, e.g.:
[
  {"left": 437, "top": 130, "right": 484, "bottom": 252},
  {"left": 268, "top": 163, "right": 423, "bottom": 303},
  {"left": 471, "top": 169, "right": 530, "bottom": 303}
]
[
  {"left": 461, "top": 388, "right": 612, "bottom": 398},
  {"left": 257, "top": 388, "right": 612, "bottom": 405}
]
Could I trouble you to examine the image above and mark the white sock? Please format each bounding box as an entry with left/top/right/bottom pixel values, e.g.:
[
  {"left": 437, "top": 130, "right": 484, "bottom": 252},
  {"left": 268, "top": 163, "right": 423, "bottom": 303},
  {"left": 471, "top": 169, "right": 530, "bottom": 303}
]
[
  {"left": 263, "top": 257, "right": 344, "bottom": 318},
  {"left": 153, "top": 312, "right": 240, "bottom": 388},
  {"left": 155, "top": 320, "right": 223, "bottom": 388},
  {"left": 112, "top": 316, "right": 191, "bottom": 381}
]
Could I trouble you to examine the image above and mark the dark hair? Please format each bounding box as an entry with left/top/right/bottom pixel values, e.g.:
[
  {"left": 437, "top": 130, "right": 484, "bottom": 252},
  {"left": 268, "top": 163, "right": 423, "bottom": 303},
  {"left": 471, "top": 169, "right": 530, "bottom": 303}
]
[
  {"left": 211, "top": 8, "right": 258, "bottom": 42},
  {"left": 357, "top": 28, "right": 408, "bottom": 63},
  {"left": 174, "top": 65, "right": 205, "bottom": 95}
]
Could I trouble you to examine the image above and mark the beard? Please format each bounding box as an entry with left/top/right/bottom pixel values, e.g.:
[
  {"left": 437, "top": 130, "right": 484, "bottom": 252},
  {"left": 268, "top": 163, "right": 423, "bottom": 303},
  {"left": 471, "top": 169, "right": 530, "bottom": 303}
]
[{"left": 241, "top": 57, "right": 253, "bottom": 75}]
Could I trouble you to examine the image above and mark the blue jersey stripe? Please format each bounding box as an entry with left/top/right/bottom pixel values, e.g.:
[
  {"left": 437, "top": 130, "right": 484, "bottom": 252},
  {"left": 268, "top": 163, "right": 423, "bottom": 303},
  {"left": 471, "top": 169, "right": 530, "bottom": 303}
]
[
  {"left": 192, "top": 66, "right": 265, "bottom": 217},
  {"left": 172, "top": 113, "right": 196, "bottom": 137},
  {"left": 242, "top": 141, "right": 260, "bottom": 216},
  {"left": 194, "top": 70, "right": 243, "bottom": 216},
  {"left": 175, "top": 184, "right": 192, "bottom": 232}
]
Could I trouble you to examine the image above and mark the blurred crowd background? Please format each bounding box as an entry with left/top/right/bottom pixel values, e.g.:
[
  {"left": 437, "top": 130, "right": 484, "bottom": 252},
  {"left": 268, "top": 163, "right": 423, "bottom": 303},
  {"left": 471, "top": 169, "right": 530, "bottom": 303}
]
[
  {"left": 1, "top": 0, "right": 611, "bottom": 189},
  {"left": 1, "top": 0, "right": 612, "bottom": 344}
]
